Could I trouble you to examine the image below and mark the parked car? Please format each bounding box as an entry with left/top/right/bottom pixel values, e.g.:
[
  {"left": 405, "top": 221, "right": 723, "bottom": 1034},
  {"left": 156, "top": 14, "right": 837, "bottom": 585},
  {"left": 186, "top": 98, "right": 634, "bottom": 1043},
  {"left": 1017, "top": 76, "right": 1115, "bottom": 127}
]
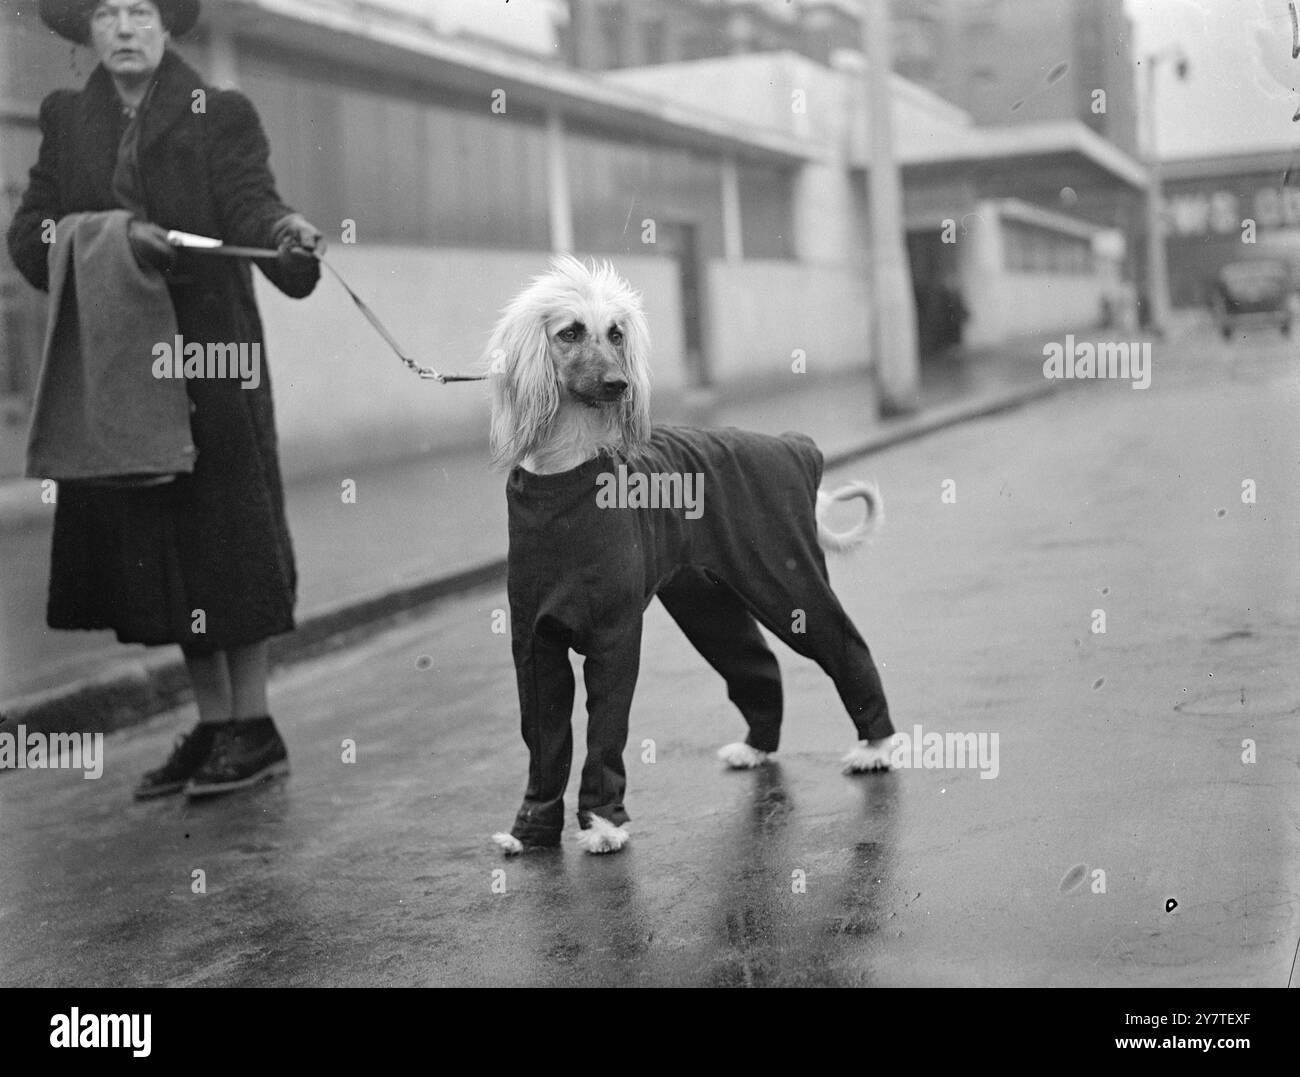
[{"left": 1211, "top": 259, "right": 1293, "bottom": 340}]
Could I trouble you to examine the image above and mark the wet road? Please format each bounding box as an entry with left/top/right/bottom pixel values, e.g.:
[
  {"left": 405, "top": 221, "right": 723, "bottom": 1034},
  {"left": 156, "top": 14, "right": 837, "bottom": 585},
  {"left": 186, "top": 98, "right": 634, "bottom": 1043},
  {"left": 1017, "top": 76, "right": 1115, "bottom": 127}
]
[{"left": 2, "top": 321, "right": 1297, "bottom": 986}]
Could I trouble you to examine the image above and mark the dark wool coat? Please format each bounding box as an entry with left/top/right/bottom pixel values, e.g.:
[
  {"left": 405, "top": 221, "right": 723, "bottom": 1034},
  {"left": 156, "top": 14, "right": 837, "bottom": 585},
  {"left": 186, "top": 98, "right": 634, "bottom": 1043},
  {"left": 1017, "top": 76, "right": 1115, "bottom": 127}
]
[{"left": 6, "top": 49, "right": 319, "bottom": 652}]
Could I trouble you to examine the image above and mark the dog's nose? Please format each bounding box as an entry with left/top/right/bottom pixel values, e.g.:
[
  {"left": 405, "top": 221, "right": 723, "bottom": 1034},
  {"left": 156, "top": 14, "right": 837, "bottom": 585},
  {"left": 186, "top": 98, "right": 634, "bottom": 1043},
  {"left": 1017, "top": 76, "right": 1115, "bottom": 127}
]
[{"left": 602, "top": 375, "right": 628, "bottom": 395}]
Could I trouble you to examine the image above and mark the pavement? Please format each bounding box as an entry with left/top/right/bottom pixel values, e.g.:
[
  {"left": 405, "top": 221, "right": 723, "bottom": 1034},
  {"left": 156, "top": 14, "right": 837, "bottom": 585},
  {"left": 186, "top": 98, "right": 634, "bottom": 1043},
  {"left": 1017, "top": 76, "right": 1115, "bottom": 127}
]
[
  {"left": 0, "top": 313, "right": 1296, "bottom": 987},
  {"left": 1, "top": 329, "right": 1056, "bottom": 730}
]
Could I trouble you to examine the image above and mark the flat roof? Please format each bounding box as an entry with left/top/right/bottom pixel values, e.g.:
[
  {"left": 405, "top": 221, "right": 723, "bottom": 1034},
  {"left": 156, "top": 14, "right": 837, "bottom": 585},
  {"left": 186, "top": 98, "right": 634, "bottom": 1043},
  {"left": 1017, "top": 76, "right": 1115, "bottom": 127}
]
[
  {"left": 994, "top": 197, "right": 1104, "bottom": 240},
  {"left": 1162, "top": 146, "right": 1300, "bottom": 181},
  {"left": 892, "top": 120, "right": 1149, "bottom": 191},
  {"left": 216, "top": 0, "right": 819, "bottom": 164}
]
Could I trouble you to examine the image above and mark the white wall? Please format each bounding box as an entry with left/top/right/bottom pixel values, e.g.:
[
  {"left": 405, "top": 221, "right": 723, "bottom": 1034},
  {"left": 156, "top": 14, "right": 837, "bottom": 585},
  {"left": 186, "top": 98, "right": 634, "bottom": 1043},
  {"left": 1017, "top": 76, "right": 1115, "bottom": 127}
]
[
  {"left": 978, "top": 274, "right": 1108, "bottom": 342},
  {"left": 254, "top": 247, "right": 685, "bottom": 477},
  {"left": 704, "top": 259, "right": 873, "bottom": 384},
  {"left": 959, "top": 202, "right": 1108, "bottom": 346},
  {"left": 958, "top": 205, "right": 1005, "bottom": 348},
  {"left": 793, "top": 161, "right": 870, "bottom": 269}
]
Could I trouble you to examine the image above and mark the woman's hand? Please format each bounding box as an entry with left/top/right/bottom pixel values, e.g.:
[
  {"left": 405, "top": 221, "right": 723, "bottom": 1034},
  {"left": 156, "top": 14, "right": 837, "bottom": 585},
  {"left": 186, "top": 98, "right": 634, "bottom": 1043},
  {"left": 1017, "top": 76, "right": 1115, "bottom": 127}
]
[
  {"left": 272, "top": 213, "right": 325, "bottom": 266},
  {"left": 127, "top": 219, "right": 177, "bottom": 274},
  {"left": 270, "top": 213, "right": 323, "bottom": 296}
]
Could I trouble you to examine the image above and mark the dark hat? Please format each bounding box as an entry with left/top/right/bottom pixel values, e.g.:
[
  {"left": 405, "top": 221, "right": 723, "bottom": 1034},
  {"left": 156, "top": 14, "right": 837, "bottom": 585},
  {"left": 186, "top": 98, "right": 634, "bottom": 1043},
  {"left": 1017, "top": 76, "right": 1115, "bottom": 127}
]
[{"left": 40, "top": 0, "right": 200, "bottom": 44}]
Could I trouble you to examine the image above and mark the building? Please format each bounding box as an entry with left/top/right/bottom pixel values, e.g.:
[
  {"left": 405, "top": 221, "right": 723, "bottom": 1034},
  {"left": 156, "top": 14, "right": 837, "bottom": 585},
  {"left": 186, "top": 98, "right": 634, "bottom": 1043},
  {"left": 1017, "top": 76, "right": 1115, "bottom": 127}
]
[
  {"left": 0, "top": 0, "right": 1143, "bottom": 481},
  {"left": 560, "top": 0, "right": 861, "bottom": 70},
  {"left": 608, "top": 48, "right": 1142, "bottom": 346},
  {"left": 1160, "top": 147, "right": 1300, "bottom": 308},
  {"left": 558, "top": 0, "right": 1139, "bottom": 158},
  {"left": 0, "top": 0, "right": 808, "bottom": 477},
  {"left": 889, "top": 0, "right": 1138, "bottom": 159},
  {"left": 557, "top": 0, "right": 1148, "bottom": 336}
]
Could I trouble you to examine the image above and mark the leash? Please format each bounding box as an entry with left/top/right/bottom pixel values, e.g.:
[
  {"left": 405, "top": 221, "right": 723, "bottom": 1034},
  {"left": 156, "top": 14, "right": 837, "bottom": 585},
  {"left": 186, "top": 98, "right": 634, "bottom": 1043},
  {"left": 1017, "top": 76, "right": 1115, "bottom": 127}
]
[
  {"left": 167, "top": 231, "right": 488, "bottom": 384},
  {"left": 314, "top": 256, "right": 488, "bottom": 383}
]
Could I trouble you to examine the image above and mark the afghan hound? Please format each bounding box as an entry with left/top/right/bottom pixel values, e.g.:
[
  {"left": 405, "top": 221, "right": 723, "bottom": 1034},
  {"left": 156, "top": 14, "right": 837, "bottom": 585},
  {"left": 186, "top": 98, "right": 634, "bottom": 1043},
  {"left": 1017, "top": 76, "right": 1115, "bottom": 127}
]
[{"left": 487, "top": 255, "right": 894, "bottom": 856}]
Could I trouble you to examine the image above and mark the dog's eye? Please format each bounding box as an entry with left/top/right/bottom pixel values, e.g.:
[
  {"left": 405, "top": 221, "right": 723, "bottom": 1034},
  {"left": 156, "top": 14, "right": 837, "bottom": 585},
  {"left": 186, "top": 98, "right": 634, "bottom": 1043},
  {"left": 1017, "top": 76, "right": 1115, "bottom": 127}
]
[
  {"left": 556, "top": 323, "right": 583, "bottom": 343},
  {"left": 608, "top": 327, "right": 624, "bottom": 346}
]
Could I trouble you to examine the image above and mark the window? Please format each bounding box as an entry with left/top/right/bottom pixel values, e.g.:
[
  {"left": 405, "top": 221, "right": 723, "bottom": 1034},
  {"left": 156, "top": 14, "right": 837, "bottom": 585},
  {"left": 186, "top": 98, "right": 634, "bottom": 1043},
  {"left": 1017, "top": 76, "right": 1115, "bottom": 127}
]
[
  {"left": 643, "top": 17, "right": 665, "bottom": 64},
  {"left": 893, "top": 16, "right": 938, "bottom": 79},
  {"left": 739, "top": 164, "right": 795, "bottom": 260},
  {"left": 240, "top": 57, "right": 550, "bottom": 249},
  {"left": 1002, "top": 219, "right": 1094, "bottom": 275},
  {"left": 600, "top": 11, "right": 622, "bottom": 68},
  {"left": 567, "top": 129, "right": 725, "bottom": 257}
]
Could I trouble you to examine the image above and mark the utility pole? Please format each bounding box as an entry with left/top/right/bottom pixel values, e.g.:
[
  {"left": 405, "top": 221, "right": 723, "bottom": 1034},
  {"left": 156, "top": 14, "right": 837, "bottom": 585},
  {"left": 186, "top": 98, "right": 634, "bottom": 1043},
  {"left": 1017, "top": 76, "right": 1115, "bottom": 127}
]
[
  {"left": 860, "top": 0, "right": 920, "bottom": 415},
  {"left": 568, "top": 0, "right": 602, "bottom": 69},
  {"left": 1141, "top": 47, "right": 1187, "bottom": 336}
]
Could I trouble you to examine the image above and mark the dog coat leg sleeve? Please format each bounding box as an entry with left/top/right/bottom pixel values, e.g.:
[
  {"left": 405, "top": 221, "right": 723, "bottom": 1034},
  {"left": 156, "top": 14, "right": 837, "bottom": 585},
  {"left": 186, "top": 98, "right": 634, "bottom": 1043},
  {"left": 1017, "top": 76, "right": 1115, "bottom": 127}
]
[
  {"left": 657, "top": 569, "right": 784, "bottom": 753},
  {"left": 764, "top": 582, "right": 894, "bottom": 743},
  {"left": 574, "top": 621, "right": 642, "bottom": 829},
  {"left": 643, "top": 426, "right": 893, "bottom": 744},
  {"left": 509, "top": 629, "right": 577, "bottom": 842}
]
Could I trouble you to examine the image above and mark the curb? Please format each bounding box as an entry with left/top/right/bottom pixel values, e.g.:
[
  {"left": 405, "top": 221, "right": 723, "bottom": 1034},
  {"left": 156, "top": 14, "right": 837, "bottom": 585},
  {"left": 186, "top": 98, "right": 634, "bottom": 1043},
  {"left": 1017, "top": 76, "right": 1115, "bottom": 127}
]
[
  {"left": 824, "top": 380, "right": 1057, "bottom": 469},
  {"left": 0, "top": 478, "right": 53, "bottom": 531},
  {"left": 0, "top": 560, "right": 506, "bottom": 739},
  {"left": 0, "top": 376, "right": 1059, "bottom": 739}
]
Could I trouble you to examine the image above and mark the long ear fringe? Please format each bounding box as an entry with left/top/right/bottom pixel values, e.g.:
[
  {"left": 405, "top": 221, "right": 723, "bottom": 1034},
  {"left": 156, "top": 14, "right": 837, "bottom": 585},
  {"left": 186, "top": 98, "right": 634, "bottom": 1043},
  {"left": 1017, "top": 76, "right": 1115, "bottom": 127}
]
[
  {"left": 487, "top": 307, "right": 558, "bottom": 470},
  {"left": 619, "top": 302, "right": 652, "bottom": 456}
]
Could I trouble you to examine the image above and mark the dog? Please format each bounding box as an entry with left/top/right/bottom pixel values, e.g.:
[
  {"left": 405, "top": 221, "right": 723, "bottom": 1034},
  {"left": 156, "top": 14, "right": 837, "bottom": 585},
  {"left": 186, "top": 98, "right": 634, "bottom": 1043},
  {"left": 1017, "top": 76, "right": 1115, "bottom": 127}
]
[{"left": 487, "top": 256, "right": 895, "bottom": 856}]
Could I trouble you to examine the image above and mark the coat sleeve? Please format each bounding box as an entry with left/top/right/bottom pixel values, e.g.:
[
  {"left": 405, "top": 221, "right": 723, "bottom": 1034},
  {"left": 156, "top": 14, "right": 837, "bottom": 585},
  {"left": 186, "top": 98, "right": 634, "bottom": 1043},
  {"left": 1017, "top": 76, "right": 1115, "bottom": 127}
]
[
  {"left": 206, "top": 89, "right": 319, "bottom": 300},
  {"left": 512, "top": 607, "right": 642, "bottom": 744},
  {"left": 6, "top": 92, "right": 73, "bottom": 293},
  {"left": 513, "top": 616, "right": 579, "bottom": 736},
  {"left": 578, "top": 616, "right": 642, "bottom": 750}
]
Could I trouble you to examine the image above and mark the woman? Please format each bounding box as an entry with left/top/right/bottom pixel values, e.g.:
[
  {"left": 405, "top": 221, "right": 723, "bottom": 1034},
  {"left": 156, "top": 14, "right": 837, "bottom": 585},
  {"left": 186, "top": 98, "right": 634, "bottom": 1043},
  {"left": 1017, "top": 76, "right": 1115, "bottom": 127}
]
[{"left": 8, "top": 0, "right": 325, "bottom": 799}]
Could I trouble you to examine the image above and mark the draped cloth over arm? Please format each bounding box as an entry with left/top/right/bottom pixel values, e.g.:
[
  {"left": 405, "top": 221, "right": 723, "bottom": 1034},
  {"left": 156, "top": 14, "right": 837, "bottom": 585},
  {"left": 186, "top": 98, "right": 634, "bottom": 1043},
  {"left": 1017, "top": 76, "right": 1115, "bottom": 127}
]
[{"left": 25, "top": 209, "right": 194, "bottom": 482}]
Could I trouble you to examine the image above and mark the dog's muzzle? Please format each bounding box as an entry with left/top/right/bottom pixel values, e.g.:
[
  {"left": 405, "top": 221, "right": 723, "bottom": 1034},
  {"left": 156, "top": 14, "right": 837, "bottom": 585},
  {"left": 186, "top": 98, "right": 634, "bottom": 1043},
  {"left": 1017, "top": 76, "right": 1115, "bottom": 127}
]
[{"left": 577, "top": 375, "right": 628, "bottom": 406}]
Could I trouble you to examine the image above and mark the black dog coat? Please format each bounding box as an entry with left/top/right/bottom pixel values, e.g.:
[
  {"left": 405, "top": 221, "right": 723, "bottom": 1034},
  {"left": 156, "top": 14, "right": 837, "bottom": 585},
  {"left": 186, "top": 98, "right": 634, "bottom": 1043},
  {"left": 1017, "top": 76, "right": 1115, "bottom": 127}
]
[{"left": 505, "top": 425, "right": 894, "bottom": 845}]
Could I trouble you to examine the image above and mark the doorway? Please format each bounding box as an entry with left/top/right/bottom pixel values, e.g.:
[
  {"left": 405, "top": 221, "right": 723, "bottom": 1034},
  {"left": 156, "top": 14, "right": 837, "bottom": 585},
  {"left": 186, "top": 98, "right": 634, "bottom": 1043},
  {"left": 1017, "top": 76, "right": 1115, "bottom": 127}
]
[
  {"left": 906, "top": 228, "right": 967, "bottom": 358},
  {"left": 656, "top": 221, "right": 710, "bottom": 387}
]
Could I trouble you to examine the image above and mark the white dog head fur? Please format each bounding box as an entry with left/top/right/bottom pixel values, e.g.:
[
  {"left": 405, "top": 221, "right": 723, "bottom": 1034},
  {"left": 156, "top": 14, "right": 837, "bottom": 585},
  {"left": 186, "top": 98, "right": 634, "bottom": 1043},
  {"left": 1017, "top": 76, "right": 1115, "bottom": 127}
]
[{"left": 486, "top": 255, "right": 652, "bottom": 472}]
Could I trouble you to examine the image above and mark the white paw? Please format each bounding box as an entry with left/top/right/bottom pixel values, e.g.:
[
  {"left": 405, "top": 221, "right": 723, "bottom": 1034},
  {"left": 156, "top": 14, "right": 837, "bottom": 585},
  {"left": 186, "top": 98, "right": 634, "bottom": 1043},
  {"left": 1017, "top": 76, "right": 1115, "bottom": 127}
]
[
  {"left": 492, "top": 832, "right": 525, "bottom": 855},
  {"left": 575, "top": 814, "right": 629, "bottom": 855},
  {"left": 717, "top": 742, "right": 769, "bottom": 769},
  {"left": 841, "top": 738, "right": 895, "bottom": 775}
]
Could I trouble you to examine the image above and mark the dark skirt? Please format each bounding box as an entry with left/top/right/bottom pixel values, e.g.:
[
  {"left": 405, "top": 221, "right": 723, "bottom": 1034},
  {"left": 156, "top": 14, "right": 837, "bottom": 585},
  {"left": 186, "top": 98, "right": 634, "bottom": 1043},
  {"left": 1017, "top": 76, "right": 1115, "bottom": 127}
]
[{"left": 46, "top": 361, "right": 297, "bottom": 653}]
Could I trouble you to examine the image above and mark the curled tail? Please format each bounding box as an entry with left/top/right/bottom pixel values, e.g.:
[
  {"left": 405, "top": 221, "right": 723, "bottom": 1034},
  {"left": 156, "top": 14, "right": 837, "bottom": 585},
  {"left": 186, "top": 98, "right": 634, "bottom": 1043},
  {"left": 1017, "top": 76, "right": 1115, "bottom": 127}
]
[{"left": 815, "top": 480, "right": 883, "bottom": 553}]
